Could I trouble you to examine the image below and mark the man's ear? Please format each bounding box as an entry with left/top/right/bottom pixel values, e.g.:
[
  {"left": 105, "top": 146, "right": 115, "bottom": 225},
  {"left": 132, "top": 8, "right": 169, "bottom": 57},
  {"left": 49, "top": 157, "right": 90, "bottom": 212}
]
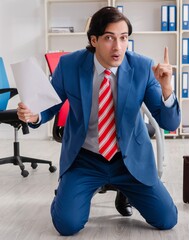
[{"left": 90, "top": 35, "right": 97, "bottom": 47}]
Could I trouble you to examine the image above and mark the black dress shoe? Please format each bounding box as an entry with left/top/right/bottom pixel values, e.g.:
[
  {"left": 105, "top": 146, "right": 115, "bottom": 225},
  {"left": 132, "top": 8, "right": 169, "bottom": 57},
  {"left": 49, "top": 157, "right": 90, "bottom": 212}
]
[{"left": 115, "top": 190, "right": 133, "bottom": 216}]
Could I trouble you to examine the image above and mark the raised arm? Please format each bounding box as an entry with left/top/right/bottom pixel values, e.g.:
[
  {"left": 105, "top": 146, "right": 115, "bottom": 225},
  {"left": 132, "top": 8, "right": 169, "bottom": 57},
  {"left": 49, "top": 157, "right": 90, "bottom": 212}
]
[{"left": 152, "top": 47, "right": 173, "bottom": 100}]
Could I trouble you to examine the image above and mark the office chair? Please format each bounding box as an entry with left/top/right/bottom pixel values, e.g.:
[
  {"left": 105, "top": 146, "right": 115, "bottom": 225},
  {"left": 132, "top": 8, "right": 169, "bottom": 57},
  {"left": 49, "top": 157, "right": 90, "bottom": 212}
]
[{"left": 0, "top": 57, "right": 57, "bottom": 177}]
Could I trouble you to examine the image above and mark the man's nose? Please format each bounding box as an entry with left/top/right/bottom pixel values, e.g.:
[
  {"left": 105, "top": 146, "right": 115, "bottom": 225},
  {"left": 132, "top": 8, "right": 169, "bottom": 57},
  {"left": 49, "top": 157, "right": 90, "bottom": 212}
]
[{"left": 113, "top": 39, "right": 121, "bottom": 50}]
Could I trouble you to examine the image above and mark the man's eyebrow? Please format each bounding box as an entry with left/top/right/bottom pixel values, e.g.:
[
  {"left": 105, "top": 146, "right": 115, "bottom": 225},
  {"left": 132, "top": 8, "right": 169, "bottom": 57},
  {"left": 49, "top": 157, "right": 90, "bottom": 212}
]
[{"left": 103, "top": 31, "right": 128, "bottom": 35}]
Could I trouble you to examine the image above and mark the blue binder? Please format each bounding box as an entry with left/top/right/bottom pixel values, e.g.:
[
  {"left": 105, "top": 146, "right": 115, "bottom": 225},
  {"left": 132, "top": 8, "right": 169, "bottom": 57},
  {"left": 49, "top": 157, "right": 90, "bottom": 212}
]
[
  {"left": 117, "top": 5, "right": 123, "bottom": 13},
  {"left": 183, "top": 4, "right": 189, "bottom": 30},
  {"left": 128, "top": 40, "right": 134, "bottom": 51},
  {"left": 182, "top": 72, "right": 189, "bottom": 98},
  {"left": 171, "top": 73, "right": 176, "bottom": 94},
  {"left": 161, "top": 5, "right": 168, "bottom": 31},
  {"left": 182, "top": 38, "right": 189, "bottom": 64},
  {"left": 168, "top": 5, "right": 176, "bottom": 31}
]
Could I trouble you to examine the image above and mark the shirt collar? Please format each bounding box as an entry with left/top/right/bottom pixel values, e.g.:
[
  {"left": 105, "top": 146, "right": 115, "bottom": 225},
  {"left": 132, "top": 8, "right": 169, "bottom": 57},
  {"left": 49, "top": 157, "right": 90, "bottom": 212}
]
[{"left": 94, "top": 54, "right": 118, "bottom": 76}]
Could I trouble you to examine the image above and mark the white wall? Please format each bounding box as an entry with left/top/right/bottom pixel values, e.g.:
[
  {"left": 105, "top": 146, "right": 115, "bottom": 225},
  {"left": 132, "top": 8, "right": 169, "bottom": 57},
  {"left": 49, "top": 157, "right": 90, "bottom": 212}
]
[{"left": 0, "top": 0, "right": 49, "bottom": 139}]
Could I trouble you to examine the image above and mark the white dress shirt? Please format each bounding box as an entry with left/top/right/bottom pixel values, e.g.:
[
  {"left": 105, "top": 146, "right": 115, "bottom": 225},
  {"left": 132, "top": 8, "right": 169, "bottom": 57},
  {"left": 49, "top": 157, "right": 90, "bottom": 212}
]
[{"left": 82, "top": 55, "right": 175, "bottom": 153}]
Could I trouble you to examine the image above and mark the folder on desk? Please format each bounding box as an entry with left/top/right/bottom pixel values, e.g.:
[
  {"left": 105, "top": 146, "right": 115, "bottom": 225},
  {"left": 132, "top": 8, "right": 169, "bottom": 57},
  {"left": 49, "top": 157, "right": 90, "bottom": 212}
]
[
  {"left": 183, "top": 4, "right": 189, "bottom": 30},
  {"left": 161, "top": 5, "right": 168, "bottom": 31},
  {"left": 128, "top": 40, "right": 134, "bottom": 51},
  {"left": 168, "top": 5, "right": 176, "bottom": 31},
  {"left": 182, "top": 72, "right": 189, "bottom": 98},
  {"left": 182, "top": 38, "right": 189, "bottom": 64}
]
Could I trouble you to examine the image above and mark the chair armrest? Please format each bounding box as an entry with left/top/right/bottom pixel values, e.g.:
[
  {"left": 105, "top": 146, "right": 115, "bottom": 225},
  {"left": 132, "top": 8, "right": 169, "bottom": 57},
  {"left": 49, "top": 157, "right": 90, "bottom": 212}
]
[
  {"left": 141, "top": 103, "right": 164, "bottom": 178},
  {"left": 0, "top": 88, "right": 18, "bottom": 99}
]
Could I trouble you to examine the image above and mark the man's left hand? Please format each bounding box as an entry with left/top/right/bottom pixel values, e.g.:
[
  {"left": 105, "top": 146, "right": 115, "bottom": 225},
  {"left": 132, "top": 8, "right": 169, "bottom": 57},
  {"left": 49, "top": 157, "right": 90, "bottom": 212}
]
[{"left": 152, "top": 47, "right": 173, "bottom": 100}]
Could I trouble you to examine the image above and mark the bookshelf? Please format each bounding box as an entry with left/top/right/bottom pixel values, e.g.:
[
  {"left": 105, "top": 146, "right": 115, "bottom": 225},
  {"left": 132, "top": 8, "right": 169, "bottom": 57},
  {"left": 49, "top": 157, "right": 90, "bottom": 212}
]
[
  {"left": 44, "top": 0, "right": 111, "bottom": 137},
  {"left": 180, "top": 0, "right": 189, "bottom": 137},
  {"left": 112, "top": 0, "right": 179, "bottom": 137},
  {"left": 45, "top": 0, "right": 181, "bottom": 138},
  {"left": 44, "top": 0, "right": 111, "bottom": 52}
]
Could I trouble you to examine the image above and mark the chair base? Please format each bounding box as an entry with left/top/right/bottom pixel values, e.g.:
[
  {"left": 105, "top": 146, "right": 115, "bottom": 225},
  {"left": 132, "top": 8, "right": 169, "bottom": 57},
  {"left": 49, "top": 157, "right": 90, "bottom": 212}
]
[{"left": 0, "top": 142, "right": 57, "bottom": 177}]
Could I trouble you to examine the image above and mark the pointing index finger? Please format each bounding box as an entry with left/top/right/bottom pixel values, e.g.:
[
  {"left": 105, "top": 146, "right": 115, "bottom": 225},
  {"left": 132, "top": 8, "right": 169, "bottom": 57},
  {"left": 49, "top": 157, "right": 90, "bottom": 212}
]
[{"left": 164, "top": 46, "right": 169, "bottom": 64}]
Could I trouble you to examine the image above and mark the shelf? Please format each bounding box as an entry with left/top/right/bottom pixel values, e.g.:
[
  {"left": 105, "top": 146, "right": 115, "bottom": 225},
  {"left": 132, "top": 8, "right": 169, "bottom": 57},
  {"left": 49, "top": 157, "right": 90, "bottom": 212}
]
[
  {"left": 46, "top": 0, "right": 109, "bottom": 2},
  {"left": 180, "top": 98, "right": 189, "bottom": 102},
  {"left": 47, "top": 31, "right": 179, "bottom": 36},
  {"left": 133, "top": 31, "right": 178, "bottom": 35},
  {"left": 172, "top": 65, "right": 178, "bottom": 68},
  {"left": 47, "top": 31, "right": 178, "bottom": 37},
  {"left": 164, "top": 133, "right": 179, "bottom": 137},
  {"left": 180, "top": 132, "right": 189, "bottom": 136},
  {"left": 45, "top": 0, "right": 110, "bottom": 37},
  {"left": 48, "top": 32, "right": 87, "bottom": 36},
  {"left": 181, "top": 30, "right": 189, "bottom": 33},
  {"left": 113, "top": 0, "right": 177, "bottom": 2}
]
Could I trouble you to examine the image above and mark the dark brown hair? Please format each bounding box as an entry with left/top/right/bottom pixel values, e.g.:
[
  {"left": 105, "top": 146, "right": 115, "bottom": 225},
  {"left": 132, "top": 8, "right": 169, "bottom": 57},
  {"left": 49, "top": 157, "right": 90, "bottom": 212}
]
[{"left": 86, "top": 6, "right": 132, "bottom": 53}]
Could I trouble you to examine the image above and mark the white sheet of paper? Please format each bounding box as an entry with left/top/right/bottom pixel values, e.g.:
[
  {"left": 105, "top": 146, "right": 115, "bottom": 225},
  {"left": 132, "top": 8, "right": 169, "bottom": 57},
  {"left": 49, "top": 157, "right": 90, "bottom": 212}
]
[{"left": 11, "top": 57, "right": 62, "bottom": 114}]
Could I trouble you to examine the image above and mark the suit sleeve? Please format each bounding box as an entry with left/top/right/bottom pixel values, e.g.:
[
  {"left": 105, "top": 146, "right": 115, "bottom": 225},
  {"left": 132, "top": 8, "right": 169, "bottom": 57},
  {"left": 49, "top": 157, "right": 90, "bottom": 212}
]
[{"left": 144, "top": 60, "right": 180, "bottom": 131}]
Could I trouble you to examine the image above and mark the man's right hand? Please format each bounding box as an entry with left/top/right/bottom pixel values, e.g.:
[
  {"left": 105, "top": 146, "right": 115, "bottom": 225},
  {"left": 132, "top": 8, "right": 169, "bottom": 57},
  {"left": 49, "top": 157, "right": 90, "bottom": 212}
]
[{"left": 17, "top": 102, "right": 39, "bottom": 123}]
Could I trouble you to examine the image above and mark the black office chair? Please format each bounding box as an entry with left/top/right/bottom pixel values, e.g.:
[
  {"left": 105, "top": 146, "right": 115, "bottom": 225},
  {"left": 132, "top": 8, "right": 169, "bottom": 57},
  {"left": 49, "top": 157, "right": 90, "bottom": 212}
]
[{"left": 0, "top": 57, "right": 57, "bottom": 177}]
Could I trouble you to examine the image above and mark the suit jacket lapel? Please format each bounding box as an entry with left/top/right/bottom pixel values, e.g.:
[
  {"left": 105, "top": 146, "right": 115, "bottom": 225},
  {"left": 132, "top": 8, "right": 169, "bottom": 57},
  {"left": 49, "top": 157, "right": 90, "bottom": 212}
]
[
  {"left": 78, "top": 51, "right": 134, "bottom": 133},
  {"left": 116, "top": 55, "right": 134, "bottom": 132},
  {"left": 79, "top": 52, "right": 94, "bottom": 132}
]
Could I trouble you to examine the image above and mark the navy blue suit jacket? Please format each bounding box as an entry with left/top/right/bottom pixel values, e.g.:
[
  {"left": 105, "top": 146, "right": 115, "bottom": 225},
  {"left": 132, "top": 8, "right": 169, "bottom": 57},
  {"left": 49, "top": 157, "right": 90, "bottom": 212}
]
[{"left": 34, "top": 49, "right": 180, "bottom": 186}]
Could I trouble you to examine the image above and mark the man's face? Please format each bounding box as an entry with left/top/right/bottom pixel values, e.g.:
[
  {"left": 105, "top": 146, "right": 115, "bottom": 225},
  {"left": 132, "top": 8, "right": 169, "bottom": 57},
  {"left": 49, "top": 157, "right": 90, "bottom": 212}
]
[{"left": 91, "top": 20, "right": 129, "bottom": 69}]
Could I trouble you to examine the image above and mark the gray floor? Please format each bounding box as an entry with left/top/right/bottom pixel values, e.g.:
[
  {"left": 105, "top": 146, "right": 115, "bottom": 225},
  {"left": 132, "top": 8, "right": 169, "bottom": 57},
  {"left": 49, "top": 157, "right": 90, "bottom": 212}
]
[{"left": 0, "top": 138, "right": 189, "bottom": 240}]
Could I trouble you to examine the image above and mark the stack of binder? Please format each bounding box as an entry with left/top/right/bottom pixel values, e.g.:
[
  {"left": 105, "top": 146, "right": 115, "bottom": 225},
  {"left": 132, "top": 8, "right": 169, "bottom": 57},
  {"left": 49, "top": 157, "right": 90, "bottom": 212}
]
[{"left": 161, "top": 5, "right": 177, "bottom": 31}]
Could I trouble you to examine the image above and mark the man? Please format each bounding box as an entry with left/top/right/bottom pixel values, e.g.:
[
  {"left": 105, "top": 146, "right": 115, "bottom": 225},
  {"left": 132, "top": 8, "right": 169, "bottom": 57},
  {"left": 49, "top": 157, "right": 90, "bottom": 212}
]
[{"left": 17, "top": 7, "right": 180, "bottom": 236}]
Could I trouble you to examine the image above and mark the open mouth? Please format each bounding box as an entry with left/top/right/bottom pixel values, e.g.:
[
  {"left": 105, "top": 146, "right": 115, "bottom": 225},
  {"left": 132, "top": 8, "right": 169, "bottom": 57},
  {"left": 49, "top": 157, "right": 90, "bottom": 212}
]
[{"left": 112, "top": 54, "right": 120, "bottom": 61}]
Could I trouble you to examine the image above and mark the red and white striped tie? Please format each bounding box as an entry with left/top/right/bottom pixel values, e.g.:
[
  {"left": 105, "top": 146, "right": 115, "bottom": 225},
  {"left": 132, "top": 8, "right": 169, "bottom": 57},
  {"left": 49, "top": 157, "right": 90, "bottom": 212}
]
[{"left": 98, "top": 69, "right": 118, "bottom": 161}]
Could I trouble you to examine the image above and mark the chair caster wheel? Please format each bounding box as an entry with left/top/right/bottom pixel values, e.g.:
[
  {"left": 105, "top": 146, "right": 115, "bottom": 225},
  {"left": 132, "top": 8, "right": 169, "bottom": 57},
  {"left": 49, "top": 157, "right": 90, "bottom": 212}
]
[
  {"left": 49, "top": 165, "right": 57, "bottom": 173},
  {"left": 31, "top": 162, "right": 38, "bottom": 169},
  {"left": 21, "top": 170, "right": 29, "bottom": 177}
]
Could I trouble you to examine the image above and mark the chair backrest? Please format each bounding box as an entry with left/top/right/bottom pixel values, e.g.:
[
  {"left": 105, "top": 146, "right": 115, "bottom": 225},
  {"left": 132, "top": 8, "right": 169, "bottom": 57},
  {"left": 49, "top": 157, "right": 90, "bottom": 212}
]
[
  {"left": 45, "top": 51, "right": 70, "bottom": 142},
  {"left": 45, "top": 51, "right": 70, "bottom": 75},
  {"left": 0, "top": 57, "right": 10, "bottom": 111},
  {"left": 45, "top": 51, "right": 70, "bottom": 126}
]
